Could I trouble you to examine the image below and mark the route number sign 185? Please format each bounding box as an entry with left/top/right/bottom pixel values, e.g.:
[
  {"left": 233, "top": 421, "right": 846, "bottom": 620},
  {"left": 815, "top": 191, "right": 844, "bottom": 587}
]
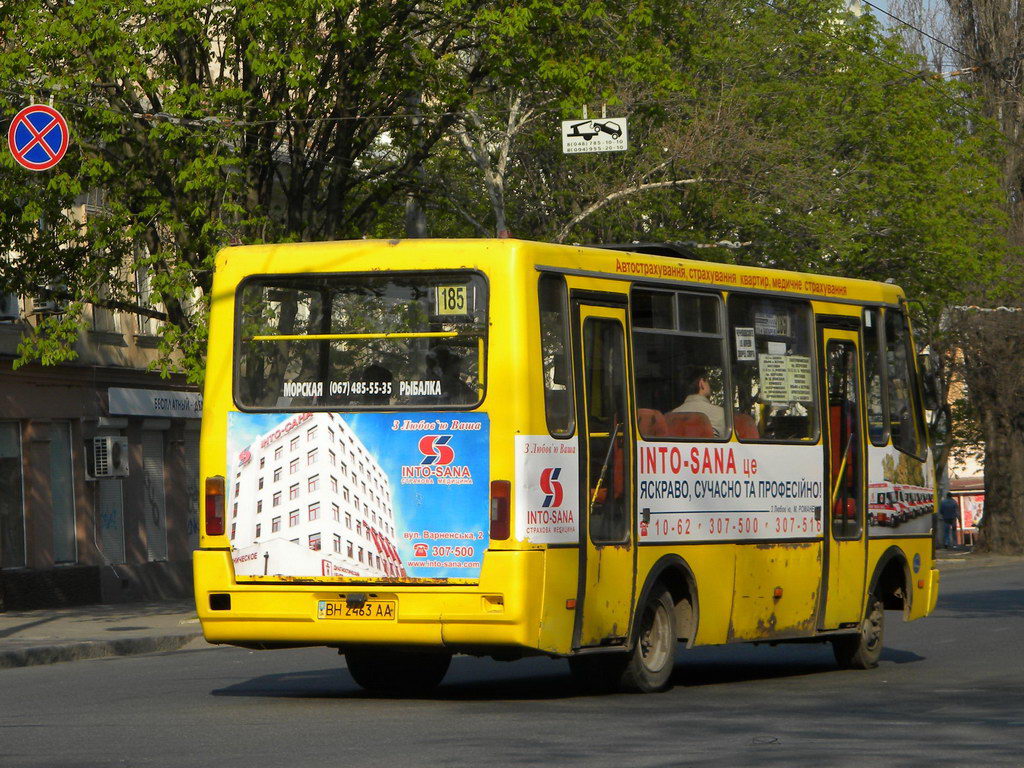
[{"left": 434, "top": 285, "right": 468, "bottom": 317}]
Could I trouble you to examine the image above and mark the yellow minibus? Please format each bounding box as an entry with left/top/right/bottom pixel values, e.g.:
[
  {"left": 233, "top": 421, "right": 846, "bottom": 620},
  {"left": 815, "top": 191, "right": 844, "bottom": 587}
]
[{"left": 194, "top": 238, "right": 941, "bottom": 693}]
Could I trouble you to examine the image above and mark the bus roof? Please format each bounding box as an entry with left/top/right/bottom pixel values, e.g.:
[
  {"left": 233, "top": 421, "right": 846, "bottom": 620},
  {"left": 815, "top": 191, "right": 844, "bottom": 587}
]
[{"left": 213, "top": 238, "right": 907, "bottom": 307}]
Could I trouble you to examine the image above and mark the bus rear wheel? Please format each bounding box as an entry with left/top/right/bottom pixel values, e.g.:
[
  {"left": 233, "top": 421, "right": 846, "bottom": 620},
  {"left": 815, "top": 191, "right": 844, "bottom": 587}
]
[
  {"left": 832, "top": 596, "right": 884, "bottom": 670},
  {"left": 344, "top": 648, "right": 452, "bottom": 694}
]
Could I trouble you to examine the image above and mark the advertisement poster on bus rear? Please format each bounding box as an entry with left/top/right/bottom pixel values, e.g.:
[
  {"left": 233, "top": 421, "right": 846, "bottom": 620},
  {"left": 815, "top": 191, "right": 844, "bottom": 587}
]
[{"left": 226, "top": 411, "right": 489, "bottom": 580}]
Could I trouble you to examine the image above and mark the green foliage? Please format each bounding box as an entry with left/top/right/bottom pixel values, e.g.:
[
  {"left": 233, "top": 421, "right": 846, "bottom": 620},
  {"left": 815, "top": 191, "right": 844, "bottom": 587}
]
[{"left": 0, "top": 0, "right": 1008, "bottom": 385}]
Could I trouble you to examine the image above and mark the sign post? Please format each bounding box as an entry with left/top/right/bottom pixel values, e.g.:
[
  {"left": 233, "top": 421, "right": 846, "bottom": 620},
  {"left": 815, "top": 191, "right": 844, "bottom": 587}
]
[{"left": 8, "top": 104, "right": 70, "bottom": 171}]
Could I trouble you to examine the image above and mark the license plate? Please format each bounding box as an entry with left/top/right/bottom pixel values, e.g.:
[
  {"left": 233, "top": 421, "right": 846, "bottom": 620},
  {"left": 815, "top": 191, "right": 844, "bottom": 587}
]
[{"left": 317, "top": 600, "right": 397, "bottom": 620}]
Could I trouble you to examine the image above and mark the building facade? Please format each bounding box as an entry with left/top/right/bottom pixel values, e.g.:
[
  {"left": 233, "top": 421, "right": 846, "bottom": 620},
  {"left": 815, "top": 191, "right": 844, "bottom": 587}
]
[{"left": 0, "top": 293, "right": 200, "bottom": 609}]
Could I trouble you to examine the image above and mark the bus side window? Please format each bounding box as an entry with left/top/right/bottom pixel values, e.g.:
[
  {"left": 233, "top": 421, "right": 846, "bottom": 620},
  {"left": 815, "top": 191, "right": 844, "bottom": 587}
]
[
  {"left": 727, "top": 295, "right": 817, "bottom": 442},
  {"left": 539, "top": 274, "right": 574, "bottom": 437},
  {"left": 863, "top": 308, "right": 889, "bottom": 446},
  {"left": 884, "top": 309, "right": 924, "bottom": 458},
  {"left": 631, "top": 288, "right": 728, "bottom": 440}
]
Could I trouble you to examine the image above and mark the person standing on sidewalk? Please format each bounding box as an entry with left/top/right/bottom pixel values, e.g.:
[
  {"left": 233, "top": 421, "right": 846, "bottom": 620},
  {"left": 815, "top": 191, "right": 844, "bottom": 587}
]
[{"left": 939, "top": 492, "right": 961, "bottom": 549}]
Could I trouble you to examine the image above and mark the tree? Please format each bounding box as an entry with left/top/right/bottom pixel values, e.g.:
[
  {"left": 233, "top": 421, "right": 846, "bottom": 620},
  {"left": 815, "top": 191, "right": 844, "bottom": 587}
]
[
  {"left": 0, "top": 0, "right": 638, "bottom": 382},
  {"left": 943, "top": 0, "right": 1024, "bottom": 552},
  {"left": 429, "top": 0, "right": 1004, "bottom": 309}
]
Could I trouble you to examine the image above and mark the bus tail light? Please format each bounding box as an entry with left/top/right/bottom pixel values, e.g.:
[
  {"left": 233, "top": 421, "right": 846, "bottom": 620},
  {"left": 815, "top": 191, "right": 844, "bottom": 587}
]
[
  {"left": 490, "top": 480, "right": 511, "bottom": 541},
  {"left": 205, "top": 475, "right": 226, "bottom": 536}
]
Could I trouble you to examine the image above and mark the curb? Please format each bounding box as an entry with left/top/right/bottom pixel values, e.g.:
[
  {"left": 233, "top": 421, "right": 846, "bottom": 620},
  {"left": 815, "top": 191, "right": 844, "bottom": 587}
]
[{"left": 0, "top": 632, "right": 202, "bottom": 670}]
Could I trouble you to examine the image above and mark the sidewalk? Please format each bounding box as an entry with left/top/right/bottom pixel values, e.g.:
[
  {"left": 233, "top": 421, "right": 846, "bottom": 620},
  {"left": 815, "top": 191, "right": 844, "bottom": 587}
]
[
  {"left": 935, "top": 548, "right": 1024, "bottom": 568},
  {"left": 0, "top": 599, "right": 203, "bottom": 670}
]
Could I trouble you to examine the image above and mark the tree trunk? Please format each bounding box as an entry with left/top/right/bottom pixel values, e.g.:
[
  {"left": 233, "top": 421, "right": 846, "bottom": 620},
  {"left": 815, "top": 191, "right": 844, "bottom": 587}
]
[{"left": 958, "top": 312, "right": 1024, "bottom": 553}]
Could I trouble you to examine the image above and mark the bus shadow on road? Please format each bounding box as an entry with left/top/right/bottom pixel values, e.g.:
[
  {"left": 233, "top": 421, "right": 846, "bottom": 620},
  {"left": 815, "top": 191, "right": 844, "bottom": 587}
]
[
  {"left": 671, "top": 643, "right": 924, "bottom": 687},
  {"left": 210, "top": 645, "right": 924, "bottom": 702},
  {"left": 210, "top": 658, "right": 579, "bottom": 701}
]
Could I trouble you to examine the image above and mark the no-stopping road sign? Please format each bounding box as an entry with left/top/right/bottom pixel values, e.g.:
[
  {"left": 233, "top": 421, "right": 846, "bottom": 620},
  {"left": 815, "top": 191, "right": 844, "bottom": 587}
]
[{"left": 8, "top": 104, "right": 70, "bottom": 171}]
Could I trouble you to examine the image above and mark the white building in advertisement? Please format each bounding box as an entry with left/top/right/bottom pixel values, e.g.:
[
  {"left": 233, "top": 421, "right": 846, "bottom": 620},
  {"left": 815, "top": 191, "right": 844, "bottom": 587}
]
[{"left": 228, "top": 412, "right": 405, "bottom": 578}]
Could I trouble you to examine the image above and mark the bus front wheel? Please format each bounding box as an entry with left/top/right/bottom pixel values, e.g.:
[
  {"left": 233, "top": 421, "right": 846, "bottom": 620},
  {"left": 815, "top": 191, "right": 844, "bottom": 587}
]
[
  {"left": 344, "top": 648, "right": 452, "bottom": 694},
  {"left": 620, "top": 586, "right": 677, "bottom": 692},
  {"left": 832, "top": 596, "right": 884, "bottom": 670}
]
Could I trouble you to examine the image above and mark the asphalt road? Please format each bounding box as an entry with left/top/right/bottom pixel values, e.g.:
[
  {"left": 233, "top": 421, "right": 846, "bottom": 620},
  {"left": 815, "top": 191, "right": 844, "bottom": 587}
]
[{"left": 3, "top": 560, "right": 1023, "bottom": 768}]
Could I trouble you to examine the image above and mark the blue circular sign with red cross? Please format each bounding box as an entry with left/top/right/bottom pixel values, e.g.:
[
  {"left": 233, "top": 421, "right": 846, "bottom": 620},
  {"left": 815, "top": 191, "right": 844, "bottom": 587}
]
[{"left": 8, "top": 105, "right": 70, "bottom": 171}]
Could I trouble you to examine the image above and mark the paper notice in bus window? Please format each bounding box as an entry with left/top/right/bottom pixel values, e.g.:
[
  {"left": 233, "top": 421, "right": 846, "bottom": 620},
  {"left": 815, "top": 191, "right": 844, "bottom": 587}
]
[
  {"left": 735, "top": 327, "right": 756, "bottom": 361},
  {"left": 759, "top": 354, "right": 813, "bottom": 402},
  {"left": 434, "top": 285, "right": 468, "bottom": 316},
  {"left": 755, "top": 312, "right": 791, "bottom": 337},
  {"left": 759, "top": 354, "right": 789, "bottom": 401},
  {"left": 786, "top": 356, "right": 813, "bottom": 401}
]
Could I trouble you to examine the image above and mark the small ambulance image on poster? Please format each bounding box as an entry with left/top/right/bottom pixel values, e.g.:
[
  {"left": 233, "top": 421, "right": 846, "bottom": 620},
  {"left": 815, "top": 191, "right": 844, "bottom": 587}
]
[{"left": 226, "top": 412, "right": 489, "bottom": 580}]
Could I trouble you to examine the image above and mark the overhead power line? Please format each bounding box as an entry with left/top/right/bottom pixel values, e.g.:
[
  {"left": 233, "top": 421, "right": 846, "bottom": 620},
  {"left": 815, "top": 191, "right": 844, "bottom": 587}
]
[
  {"left": 754, "top": 0, "right": 985, "bottom": 118},
  {"left": 860, "top": 0, "right": 975, "bottom": 64}
]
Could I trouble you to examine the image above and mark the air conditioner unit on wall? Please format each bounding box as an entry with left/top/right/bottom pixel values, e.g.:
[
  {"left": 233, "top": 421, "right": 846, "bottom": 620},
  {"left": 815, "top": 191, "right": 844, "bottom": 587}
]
[
  {"left": 86, "top": 436, "right": 130, "bottom": 479},
  {"left": 0, "top": 293, "right": 19, "bottom": 321},
  {"left": 30, "top": 285, "right": 68, "bottom": 315}
]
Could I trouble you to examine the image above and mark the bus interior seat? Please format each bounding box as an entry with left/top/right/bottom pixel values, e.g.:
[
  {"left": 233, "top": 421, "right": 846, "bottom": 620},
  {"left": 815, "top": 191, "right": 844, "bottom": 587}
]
[
  {"left": 637, "top": 408, "right": 669, "bottom": 438},
  {"left": 665, "top": 411, "right": 714, "bottom": 438},
  {"left": 734, "top": 413, "right": 760, "bottom": 440}
]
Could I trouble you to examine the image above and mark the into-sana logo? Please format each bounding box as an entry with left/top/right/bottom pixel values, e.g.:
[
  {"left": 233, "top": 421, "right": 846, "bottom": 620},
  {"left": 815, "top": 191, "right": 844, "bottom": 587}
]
[
  {"left": 418, "top": 434, "right": 455, "bottom": 466},
  {"left": 540, "top": 467, "right": 563, "bottom": 507}
]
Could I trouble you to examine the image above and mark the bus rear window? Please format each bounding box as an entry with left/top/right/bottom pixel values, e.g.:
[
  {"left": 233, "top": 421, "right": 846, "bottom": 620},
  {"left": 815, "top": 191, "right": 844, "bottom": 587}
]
[{"left": 235, "top": 273, "right": 487, "bottom": 409}]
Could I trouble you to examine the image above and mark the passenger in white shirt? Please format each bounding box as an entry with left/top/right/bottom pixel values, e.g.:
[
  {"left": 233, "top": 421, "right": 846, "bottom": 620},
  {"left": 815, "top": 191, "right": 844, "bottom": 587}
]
[{"left": 672, "top": 369, "right": 726, "bottom": 438}]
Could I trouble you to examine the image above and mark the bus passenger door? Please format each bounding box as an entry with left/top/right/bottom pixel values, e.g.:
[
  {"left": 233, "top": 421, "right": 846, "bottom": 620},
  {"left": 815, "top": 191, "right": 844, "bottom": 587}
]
[
  {"left": 572, "top": 301, "right": 635, "bottom": 649},
  {"left": 818, "top": 326, "right": 868, "bottom": 630}
]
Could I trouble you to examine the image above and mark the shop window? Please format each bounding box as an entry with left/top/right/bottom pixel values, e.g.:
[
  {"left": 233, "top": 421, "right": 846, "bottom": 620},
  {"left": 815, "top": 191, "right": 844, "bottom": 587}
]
[
  {"left": 728, "top": 295, "right": 817, "bottom": 441},
  {"left": 631, "top": 288, "right": 728, "bottom": 439},
  {"left": 44, "top": 422, "right": 77, "bottom": 563},
  {"left": 309, "top": 533, "right": 321, "bottom": 551},
  {"left": 0, "top": 423, "right": 25, "bottom": 568}
]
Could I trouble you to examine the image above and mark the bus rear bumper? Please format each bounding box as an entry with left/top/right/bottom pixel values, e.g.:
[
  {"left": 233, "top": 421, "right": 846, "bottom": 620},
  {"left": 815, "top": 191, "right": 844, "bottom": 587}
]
[{"left": 193, "top": 548, "right": 543, "bottom": 652}]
